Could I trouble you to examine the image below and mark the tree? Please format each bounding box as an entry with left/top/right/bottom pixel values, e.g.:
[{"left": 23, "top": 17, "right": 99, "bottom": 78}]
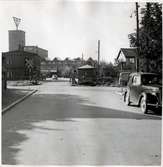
[
  {"left": 64, "top": 57, "right": 70, "bottom": 61},
  {"left": 100, "top": 61, "right": 118, "bottom": 78},
  {"left": 128, "top": 3, "right": 162, "bottom": 73},
  {"left": 128, "top": 33, "right": 137, "bottom": 47},
  {"left": 73, "top": 57, "right": 81, "bottom": 61},
  {"left": 53, "top": 57, "right": 59, "bottom": 61},
  {"left": 86, "top": 57, "right": 97, "bottom": 66}
]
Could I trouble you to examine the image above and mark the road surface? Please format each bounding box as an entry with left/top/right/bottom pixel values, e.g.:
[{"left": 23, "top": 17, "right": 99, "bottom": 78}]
[{"left": 2, "top": 79, "right": 162, "bottom": 165}]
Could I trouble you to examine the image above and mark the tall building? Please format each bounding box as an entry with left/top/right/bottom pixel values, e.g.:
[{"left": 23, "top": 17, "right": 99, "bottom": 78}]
[
  {"left": 8, "top": 30, "right": 25, "bottom": 51},
  {"left": 4, "top": 19, "right": 46, "bottom": 81}
]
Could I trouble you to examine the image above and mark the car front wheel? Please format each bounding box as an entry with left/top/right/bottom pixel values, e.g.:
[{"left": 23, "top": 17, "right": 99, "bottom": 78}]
[{"left": 140, "top": 96, "right": 148, "bottom": 114}]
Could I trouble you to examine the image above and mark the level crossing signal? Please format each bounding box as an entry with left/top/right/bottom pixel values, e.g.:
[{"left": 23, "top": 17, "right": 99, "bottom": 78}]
[{"left": 25, "top": 58, "right": 33, "bottom": 70}]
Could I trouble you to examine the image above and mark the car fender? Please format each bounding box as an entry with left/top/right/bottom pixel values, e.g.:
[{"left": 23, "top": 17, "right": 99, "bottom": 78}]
[
  {"left": 123, "top": 91, "right": 127, "bottom": 102},
  {"left": 138, "top": 92, "right": 147, "bottom": 106},
  {"left": 123, "top": 88, "right": 130, "bottom": 102},
  {"left": 138, "top": 92, "right": 156, "bottom": 105}
]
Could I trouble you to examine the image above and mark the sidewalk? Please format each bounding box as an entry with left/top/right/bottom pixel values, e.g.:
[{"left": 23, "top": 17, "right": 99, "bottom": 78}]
[
  {"left": 2, "top": 80, "right": 40, "bottom": 113},
  {"left": 2, "top": 88, "right": 36, "bottom": 113},
  {"left": 7, "top": 80, "right": 32, "bottom": 86}
]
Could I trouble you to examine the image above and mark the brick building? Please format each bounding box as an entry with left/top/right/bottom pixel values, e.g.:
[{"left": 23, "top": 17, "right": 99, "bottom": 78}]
[{"left": 2, "top": 50, "right": 41, "bottom": 80}]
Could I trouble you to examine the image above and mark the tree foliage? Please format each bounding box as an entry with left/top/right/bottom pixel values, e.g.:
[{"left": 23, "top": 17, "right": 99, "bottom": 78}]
[
  {"left": 100, "top": 61, "right": 118, "bottom": 78},
  {"left": 129, "top": 3, "right": 162, "bottom": 73},
  {"left": 86, "top": 57, "right": 97, "bottom": 66}
]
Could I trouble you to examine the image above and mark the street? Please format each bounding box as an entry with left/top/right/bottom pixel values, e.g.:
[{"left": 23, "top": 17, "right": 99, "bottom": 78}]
[{"left": 2, "top": 79, "right": 162, "bottom": 165}]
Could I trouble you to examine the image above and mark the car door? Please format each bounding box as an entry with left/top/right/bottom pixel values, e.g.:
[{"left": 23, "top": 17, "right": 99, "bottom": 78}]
[{"left": 130, "top": 75, "right": 141, "bottom": 103}]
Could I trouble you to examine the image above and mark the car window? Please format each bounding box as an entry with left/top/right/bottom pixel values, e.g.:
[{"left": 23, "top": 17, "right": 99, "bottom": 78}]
[
  {"left": 141, "top": 74, "right": 161, "bottom": 85},
  {"left": 132, "top": 75, "right": 140, "bottom": 85},
  {"left": 119, "top": 72, "right": 130, "bottom": 80}
]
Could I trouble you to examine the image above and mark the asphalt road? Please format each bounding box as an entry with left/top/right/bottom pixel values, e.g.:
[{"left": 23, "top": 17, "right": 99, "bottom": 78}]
[{"left": 2, "top": 79, "right": 162, "bottom": 165}]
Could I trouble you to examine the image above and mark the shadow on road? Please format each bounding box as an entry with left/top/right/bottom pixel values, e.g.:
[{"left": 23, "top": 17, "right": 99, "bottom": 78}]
[
  {"left": 126, "top": 104, "right": 162, "bottom": 116},
  {"left": 14, "top": 93, "right": 161, "bottom": 120},
  {"left": 42, "top": 78, "right": 69, "bottom": 83},
  {"left": 2, "top": 93, "right": 161, "bottom": 165}
]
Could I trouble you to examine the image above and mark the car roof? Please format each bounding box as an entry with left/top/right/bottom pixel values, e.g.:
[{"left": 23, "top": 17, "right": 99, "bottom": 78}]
[
  {"left": 119, "top": 72, "right": 131, "bottom": 76},
  {"left": 129, "top": 72, "right": 159, "bottom": 76}
]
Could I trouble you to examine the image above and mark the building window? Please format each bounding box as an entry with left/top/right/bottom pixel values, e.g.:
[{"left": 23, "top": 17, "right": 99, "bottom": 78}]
[
  {"left": 9, "top": 58, "right": 12, "bottom": 65},
  {"left": 10, "top": 72, "right": 13, "bottom": 79},
  {"left": 6, "top": 59, "right": 9, "bottom": 65},
  {"left": 7, "top": 72, "right": 10, "bottom": 78},
  {"left": 10, "top": 57, "right": 12, "bottom": 65},
  {"left": 41, "top": 62, "right": 45, "bottom": 65},
  {"left": 129, "top": 58, "right": 135, "bottom": 63}
]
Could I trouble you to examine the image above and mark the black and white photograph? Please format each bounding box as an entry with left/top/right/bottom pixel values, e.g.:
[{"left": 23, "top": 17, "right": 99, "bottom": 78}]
[{"left": 1, "top": 0, "right": 162, "bottom": 166}]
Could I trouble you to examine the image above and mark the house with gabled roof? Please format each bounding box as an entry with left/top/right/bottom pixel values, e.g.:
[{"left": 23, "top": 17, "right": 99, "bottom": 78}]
[{"left": 116, "top": 47, "right": 138, "bottom": 72}]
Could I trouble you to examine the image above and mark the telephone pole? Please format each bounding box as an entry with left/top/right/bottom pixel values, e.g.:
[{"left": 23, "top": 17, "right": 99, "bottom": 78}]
[
  {"left": 98, "top": 40, "right": 100, "bottom": 78},
  {"left": 82, "top": 52, "right": 84, "bottom": 65},
  {"left": 136, "top": 2, "right": 140, "bottom": 72}
]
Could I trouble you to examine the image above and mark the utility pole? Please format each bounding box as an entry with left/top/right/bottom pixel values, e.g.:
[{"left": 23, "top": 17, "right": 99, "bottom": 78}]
[
  {"left": 98, "top": 40, "right": 100, "bottom": 78},
  {"left": 136, "top": 2, "right": 140, "bottom": 72}
]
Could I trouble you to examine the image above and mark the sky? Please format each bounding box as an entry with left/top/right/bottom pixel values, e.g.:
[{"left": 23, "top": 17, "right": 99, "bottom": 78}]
[{"left": 0, "top": 0, "right": 137, "bottom": 63}]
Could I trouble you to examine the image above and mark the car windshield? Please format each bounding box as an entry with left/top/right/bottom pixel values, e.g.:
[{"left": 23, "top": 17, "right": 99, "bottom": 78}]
[
  {"left": 141, "top": 74, "right": 162, "bottom": 85},
  {"left": 120, "top": 73, "right": 130, "bottom": 80}
]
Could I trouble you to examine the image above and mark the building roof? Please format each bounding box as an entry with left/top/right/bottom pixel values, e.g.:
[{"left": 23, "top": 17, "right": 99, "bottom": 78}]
[
  {"left": 117, "top": 48, "right": 138, "bottom": 60},
  {"left": 78, "top": 64, "right": 95, "bottom": 69},
  {"left": 24, "top": 45, "right": 48, "bottom": 52},
  {"left": 2, "top": 50, "right": 37, "bottom": 56},
  {"left": 129, "top": 72, "right": 160, "bottom": 76}
]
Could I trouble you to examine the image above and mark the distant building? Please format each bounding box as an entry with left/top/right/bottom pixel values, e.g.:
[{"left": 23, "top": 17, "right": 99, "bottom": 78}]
[
  {"left": 41, "top": 60, "right": 57, "bottom": 77},
  {"left": 116, "top": 48, "right": 138, "bottom": 72},
  {"left": 2, "top": 50, "right": 41, "bottom": 80},
  {"left": 9, "top": 30, "right": 25, "bottom": 51},
  {"left": 24, "top": 46, "right": 48, "bottom": 60},
  {"left": 40, "top": 57, "right": 85, "bottom": 78}
]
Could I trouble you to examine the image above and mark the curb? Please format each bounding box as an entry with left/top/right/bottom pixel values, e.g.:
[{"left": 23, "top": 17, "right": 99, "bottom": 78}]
[{"left": 2, "top": 89, "right": 37, "bottom": 114}]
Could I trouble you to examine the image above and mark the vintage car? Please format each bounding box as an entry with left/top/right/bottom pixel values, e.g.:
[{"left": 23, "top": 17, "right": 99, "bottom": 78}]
[{"left": 124, "top": 72, "right": 162, "bottom": 114}]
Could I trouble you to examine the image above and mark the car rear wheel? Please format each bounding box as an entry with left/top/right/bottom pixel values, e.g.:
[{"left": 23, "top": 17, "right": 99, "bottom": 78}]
[
  {"left": 140, "top": 97, "right": 148, "bottom": 114},
  {"left": 125, "top": 91, "right": 130, "bottom": 106}
]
